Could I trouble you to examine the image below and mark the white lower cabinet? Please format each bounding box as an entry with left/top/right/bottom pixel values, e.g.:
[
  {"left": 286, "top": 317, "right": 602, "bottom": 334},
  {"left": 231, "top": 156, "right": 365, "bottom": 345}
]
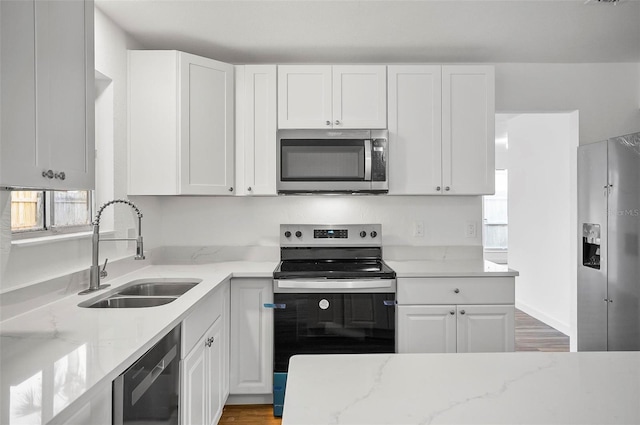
[
  {"left": 181, "top": 281, "right": 230, "bottom": 425},
  {"left": 229, "top": 278, "right": 274, "bottom": 395},
  {"left": 397, "top": 277, "right": 515, "bottom": 353},
  {"left": 397, "top": 305, "right": 457, "bottom": 353}
]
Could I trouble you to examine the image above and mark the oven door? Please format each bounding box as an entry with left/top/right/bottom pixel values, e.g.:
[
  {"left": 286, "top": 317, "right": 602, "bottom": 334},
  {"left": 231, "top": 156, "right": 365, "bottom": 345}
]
[{"left": 272, "top": 292, "right": 395, "bottom": 373}]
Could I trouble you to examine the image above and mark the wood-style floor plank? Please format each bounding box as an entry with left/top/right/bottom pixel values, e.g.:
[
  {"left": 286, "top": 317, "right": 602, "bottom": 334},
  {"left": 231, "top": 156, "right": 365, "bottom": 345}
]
[{"left": 218, "top": 309, "right": 569, "bottom": 423}]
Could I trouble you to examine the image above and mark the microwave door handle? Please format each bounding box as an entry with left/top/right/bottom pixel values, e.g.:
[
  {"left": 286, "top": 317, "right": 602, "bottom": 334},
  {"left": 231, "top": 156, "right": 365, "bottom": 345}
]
[{"left": 364, "top": 139, "right": 372, "bottom": 181}]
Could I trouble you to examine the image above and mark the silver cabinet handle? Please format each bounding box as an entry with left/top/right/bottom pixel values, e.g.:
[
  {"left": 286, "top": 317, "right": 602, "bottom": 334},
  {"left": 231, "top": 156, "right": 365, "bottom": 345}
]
[
  {"left": 445, "top": 186, "right": 450, "bottom": 191},
  {"left": 449, "top": 310, "right": 455, "bottom": 315},
  {"left": 42, "top": 169, "right": 54, "bottom": 179},
  {"left": 454, "top": 288, "right": 460, "bottom": 294},
  {"left": 205, "top": 336, "right": 215, "bottom": 347},
  {"left": 228, "top": 187, "right": 233, "bottom": 192},
  {"left": 334, "top": 120, "right": 341, "bottom": 125},
  {"left": 247, "top": 187, "right": 252, "bottom": 191},
  {"left": 326, "top": 120, "right": 331, "bottom": 126},
  {"left": 460, "top": 310, "right": 466, "bottom": 315},
  {"left": 436, "top": 186, "right": 441, "bottom": 191},
  {"left": 263, "top": 303, "right": 286, "bottom": 309},
  {"left": 55, "top": 171, "right": 66, "bottom": 180}
]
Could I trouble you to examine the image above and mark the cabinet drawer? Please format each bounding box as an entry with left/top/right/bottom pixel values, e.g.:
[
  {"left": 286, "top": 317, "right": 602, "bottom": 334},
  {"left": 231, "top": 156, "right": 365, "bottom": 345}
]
[
  {"left": 182, "top": 280, "right": 228, "bottom": 357},
  {"left": 397, "top": 277, "right": 514, "bottom": 305}
]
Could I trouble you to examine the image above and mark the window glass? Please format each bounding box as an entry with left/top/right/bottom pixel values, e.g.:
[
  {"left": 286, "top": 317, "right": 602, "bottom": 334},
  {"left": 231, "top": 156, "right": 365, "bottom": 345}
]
[
  {"left": 52, "top": 191, "right": 91, "bottom": 227},
  {"left": 483, "top": 170, "right": 508, "bottom": 250},
  {"left": 10, "top": 191, "right": 44, "bottom": 232},
  {"left": 10, "top": 190, "right": 92, "bottom": 234}
]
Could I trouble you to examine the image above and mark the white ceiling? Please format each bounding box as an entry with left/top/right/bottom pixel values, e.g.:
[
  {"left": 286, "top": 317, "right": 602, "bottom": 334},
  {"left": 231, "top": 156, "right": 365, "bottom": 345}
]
[{"left": 96, "top": 0, "right": 640, "bottom": 64}]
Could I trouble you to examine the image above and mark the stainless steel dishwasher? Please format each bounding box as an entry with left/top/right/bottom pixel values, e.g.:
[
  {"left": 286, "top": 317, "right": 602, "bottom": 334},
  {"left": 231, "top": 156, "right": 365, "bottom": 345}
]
[{"left": 113, "top": 325, "right": 181, "bottom": 425}]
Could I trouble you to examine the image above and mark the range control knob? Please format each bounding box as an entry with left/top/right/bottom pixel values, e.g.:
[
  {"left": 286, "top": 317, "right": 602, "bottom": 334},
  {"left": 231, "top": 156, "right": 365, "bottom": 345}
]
[
  {"left": 360, "top": 231, "right": 367, "bottom": 238},
  {"left": 295, "top": 231, "right": 302, "bottom": 238},
  {"left": 370, "top": 231, "right": 378, "bottom": 238},
  {"left": 284, "top": 231, "right": 292, "bottom": 238}
]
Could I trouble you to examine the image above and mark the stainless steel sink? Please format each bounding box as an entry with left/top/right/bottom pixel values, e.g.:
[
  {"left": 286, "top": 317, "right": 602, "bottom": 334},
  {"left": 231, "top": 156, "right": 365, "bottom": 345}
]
[
  {"left": 116, "top": 281, "right": 199, "bottom": 297},
  {"left": 85, "top": 297, "right": 177, "bottom": 309},
  {"left": 78, "top": 278, "right": 202, "bottom": 308}
]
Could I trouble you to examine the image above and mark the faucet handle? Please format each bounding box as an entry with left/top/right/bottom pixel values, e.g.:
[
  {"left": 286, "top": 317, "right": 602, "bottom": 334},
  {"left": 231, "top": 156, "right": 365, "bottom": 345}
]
[{"left": 100, "top": 258, "right": 109, "bottom": 279}]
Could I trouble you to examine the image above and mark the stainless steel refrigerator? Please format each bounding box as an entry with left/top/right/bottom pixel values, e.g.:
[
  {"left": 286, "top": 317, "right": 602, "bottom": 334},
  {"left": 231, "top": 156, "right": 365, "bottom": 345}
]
[{"left": 578, "top": 132, "right": 640, "bottom": 351}]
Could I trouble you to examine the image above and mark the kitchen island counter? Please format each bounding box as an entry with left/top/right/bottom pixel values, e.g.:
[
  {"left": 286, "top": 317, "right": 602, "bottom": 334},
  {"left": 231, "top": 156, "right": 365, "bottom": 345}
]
[{"left": 283, "top": 352, "right": 640, "bottom": 424}]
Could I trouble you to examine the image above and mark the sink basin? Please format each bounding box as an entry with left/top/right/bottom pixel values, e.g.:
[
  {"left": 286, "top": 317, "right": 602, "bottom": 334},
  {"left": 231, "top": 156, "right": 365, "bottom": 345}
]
[
  {"left": 116, "top": 281, "right": 199, "bottom": 297},
  {"left": 78, "top": 278, "right": 202, "bottom": 308},
  {"left": 85, "top": 297, "right": 177, "bottom": 309}
]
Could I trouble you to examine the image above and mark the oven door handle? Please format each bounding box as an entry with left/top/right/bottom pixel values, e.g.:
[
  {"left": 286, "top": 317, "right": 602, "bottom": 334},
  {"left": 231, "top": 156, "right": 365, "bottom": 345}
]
[{"left": 275, "top": 279, "right": 394, "bottom": 290}]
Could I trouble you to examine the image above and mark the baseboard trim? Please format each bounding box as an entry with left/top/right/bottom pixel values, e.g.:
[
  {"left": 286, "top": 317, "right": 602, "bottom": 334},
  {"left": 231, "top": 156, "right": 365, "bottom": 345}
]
[
  {"left": 515, "top": 301, "right": 571, "bottom": 336},
  {"left": 226, "top": 394, "right": 273, "bottom": 405}
]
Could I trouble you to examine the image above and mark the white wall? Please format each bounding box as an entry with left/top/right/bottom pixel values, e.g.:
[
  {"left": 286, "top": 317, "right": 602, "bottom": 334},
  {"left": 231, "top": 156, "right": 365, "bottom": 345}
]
[
  {"left": 154, "top": 195, "right": 483, "bottom": 248},
  {"left": 495, "top": 63, "right": 640, "bottom": 144},
  {"left": 507, "top": 113, "right": 579, "bottom": 338}
]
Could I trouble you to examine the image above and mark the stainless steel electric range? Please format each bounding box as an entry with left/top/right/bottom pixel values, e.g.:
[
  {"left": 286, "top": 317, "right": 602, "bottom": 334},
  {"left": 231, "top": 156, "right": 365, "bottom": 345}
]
[{"left": 269, "top": 224, "right": 396, "bottom": 417}]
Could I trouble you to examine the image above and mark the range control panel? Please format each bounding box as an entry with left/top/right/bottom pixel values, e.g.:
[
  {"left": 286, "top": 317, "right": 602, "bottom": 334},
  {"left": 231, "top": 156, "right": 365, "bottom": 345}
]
[
  {"left": 314, "top": 229, "right": 349, "bottom": 239},
  {"left": 281, "top": 224, "right": 382, "bottom": 247}
]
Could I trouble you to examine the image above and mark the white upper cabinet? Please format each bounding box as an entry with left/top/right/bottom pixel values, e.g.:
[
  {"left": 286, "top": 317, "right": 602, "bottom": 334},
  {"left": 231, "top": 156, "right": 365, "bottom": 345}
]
[
  {"left": 1, "top": 0, "right": 94, "bottom": 190},
  {"left": 235, "top": 65, "right": 277, "bottom": 196},
  {"left": 442, "top": 65, "right": 495, "bottom": 195},
  {"left": 388, "top": 66, "right": 442, "bottom": 195},
  {"left": 388, "top": 65, "right": 495, "bottom": 195},
  {"left": 278, "top": 65, "right": 387, "bottom": 129},
  {"left": 128, "top": 50, "right": 234, "bottom": 195}
]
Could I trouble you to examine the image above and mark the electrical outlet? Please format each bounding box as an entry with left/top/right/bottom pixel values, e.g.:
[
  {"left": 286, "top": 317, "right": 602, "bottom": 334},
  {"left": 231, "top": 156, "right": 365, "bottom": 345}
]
[
  {"left": 413, "top": 221, "right": 424, "bottom": 237},
  {"left": 465, "top": 221, "right": 477, "bottom": 238}
]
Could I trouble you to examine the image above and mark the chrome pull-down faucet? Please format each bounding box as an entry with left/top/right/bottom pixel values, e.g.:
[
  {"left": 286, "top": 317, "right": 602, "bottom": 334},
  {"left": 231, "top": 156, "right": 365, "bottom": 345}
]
[{"left": 79, "top": 199, "right": 145, "bottom": 295}]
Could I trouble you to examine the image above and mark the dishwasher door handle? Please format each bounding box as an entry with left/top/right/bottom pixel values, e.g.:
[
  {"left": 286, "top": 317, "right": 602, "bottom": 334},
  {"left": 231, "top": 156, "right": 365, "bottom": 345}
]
[{"left": 131, "top": 344, "right": 177, "bottom": 405}]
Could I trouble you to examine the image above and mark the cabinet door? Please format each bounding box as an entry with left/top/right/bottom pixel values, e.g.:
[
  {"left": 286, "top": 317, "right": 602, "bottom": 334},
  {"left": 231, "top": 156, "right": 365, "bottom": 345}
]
[
  {"left": 397, "top": 305, "right": 457, "bottom": 353},
  {"left": 230, "top": 278, "right": 274, "bottom": 394},
  {"left": 182, "top": 338, "right": 207, "bottom": 425},
  {"left": 179, "top": 53, "right": 235, "bottom": 194},
  {"left": 388, "top": 66, "right": 442, "bottom": 195},
  {"left": 333, "top": 65, "right": 387, "bottom": 129},
  {"left": 442, "top": 65, "right": 495, "bottom": 195},
  {"left": 1, "top": 0, "right": 37, "bottom": 188},
  {"left": 241, "top": 65, "right": 277, "bottom": 195},
  {"left": 277, "top": 65, "right": 332, "bottom": 129},
  {"left": 36, "top": 0, "right": 94, "bottom": 190},
  {"left": 456, "top": 305, "right": 514, "bottom": 353},
  {"left": 208, "top": 318, "right": 225, "bottom": 425}
]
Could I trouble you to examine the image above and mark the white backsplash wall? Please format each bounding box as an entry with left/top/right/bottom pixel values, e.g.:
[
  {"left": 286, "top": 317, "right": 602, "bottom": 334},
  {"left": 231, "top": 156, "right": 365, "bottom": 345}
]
[{"left": 153, "top": 195, "right": 483, "bottom": 248}]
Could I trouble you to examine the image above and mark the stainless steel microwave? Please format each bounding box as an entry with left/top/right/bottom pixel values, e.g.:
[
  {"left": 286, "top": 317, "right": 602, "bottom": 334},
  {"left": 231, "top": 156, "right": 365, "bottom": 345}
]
[{"left": 277, "top": 129, "right": 389, "bottom": 194}]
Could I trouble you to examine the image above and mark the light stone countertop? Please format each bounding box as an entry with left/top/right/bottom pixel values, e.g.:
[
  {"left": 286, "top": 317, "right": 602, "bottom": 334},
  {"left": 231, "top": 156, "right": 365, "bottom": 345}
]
[
  {"left": 0, "top": 255, "right": 518, "bottom": 425},
  {"left": 283, "top": 352, "right": 640, "bottom": 425},
  {"left": 0, "top": 261, "right": 277, "bottom": 425},
  {"left": 387, "top": 260, "right": 519, "bottom": 277}
]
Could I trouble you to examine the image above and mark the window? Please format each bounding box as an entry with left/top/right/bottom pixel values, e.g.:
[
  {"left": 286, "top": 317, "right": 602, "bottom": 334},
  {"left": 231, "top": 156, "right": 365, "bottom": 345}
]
[
  {"left": 483, "top": 170, "right": 508, "bottom": 250},
  {"left": 11, "top": 190, "right": 93, "bottom": 236}
]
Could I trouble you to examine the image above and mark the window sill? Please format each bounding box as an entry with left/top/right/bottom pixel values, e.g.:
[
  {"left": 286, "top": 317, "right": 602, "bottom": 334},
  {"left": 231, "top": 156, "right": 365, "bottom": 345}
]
[{"left": 11, "top": 230, "right": 115, "bottom": 247}]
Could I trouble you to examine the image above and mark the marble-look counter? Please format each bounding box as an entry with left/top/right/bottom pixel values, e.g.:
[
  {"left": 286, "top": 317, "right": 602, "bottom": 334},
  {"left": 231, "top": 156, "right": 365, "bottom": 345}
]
[
  {"left": 0, "top": 261, "right": 276, "bottom": 425},
  {"left": 387, "top": 260, "right": 518, "bottom": 277},
  {"left": 283, "top": 352, "right": 640, "bottom": 424}
]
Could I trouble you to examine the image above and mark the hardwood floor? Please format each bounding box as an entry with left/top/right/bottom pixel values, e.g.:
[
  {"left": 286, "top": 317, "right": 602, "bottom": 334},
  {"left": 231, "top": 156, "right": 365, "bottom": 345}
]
[
  {"left": 218, "top": 309, "right": 569, "bottom": 424},
  {"left": 515, "top": 308, "right": 570, "bottom": 352},
  {"left": 219, "top": 404, "right": 282, "bottom": 425}
]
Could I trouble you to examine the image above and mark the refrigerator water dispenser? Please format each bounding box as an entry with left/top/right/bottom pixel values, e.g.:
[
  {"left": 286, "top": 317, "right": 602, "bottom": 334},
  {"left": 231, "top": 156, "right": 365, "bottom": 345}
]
[{"left": 582, "top": 223, "right": 601, "bottom": 269}]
